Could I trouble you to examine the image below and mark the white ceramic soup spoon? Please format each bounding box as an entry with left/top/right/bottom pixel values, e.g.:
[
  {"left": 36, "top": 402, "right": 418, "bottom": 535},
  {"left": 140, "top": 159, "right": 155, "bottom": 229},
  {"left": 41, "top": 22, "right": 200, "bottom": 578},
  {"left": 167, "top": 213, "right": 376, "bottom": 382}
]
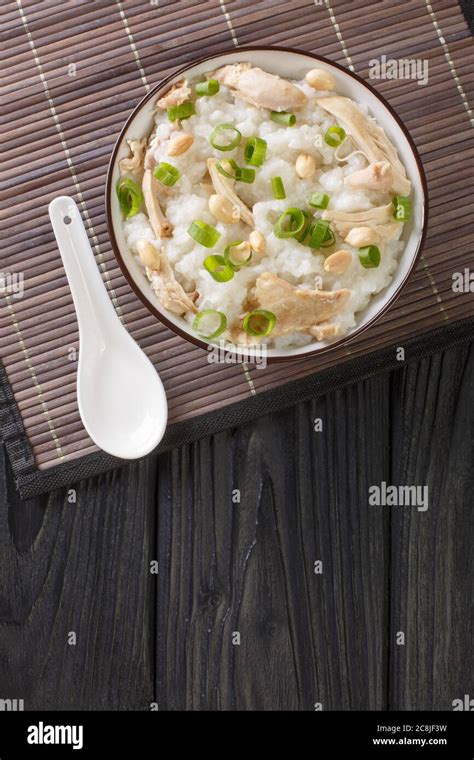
[{"left": 49, "top": 196, "right": 167, "bottom": 459}]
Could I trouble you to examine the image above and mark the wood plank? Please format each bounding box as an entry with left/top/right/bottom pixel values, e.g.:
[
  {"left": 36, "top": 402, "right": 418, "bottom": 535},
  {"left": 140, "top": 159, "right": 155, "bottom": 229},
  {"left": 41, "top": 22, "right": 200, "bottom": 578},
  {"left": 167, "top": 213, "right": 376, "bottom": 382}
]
[
  {"left": 0, "top": 446, "right": 156, "bottom": 710},
  {"left": 155, "top": 376, "right": 391, "bottom": 710},
  {"left": 389, "top": 342, "right": 474, "bottom": 709},
  {"left": 0, "top": 341, "right": 472, "bottom": 709}
]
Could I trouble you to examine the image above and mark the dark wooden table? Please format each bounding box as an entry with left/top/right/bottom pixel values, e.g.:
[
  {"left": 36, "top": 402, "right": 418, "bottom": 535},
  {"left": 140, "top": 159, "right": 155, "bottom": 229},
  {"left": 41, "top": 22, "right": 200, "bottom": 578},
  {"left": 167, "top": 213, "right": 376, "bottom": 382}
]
[{"left": 0, "top": 341, "right": 472, "bottom": 711}]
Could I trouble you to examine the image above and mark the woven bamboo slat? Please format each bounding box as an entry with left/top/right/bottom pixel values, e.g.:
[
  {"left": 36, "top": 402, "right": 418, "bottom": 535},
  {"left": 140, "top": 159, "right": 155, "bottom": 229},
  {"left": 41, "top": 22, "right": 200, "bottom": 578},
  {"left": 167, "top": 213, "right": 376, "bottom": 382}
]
[{"left": 0, "top": 0, "right": 472, "bottom": 474}]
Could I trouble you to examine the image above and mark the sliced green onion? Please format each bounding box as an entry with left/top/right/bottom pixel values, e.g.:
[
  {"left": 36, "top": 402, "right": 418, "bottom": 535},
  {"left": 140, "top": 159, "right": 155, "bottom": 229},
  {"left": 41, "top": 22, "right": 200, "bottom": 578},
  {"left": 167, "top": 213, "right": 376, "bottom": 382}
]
[
  {"left": 167, "top": 101, "right": 196, "bottom": 122},
  {"left": 116, "top": 178, "right": 143, "bottom": 218},
  {"left": 274, "top": 208, "right": 306, "bottom": 239},
  {"left": 234, "top": 167, "right": 255, "bottom": 183},
  {"left": 216, "top": 159, "right": 239, "bottom": 179},
  {"left": 270, "top": 111, "right": 296, "bottom": 127},
  {"left": 271, "top": 176, "right": 286, "bottom": 199},
  {"left": 243, "top": 310, "right": 276, "bottom": 337},
  {"left": 324, "top": 125, "right": 346, "bottom": 147},
  {"left": 322, "top": 228, "right": 335, "bottom": 247},
  {"left": 309, "top": 219, "right": 335, "bottom": 248},
  {"left": 294, "top": 211, "right": 311, "bottom": 244},
  {"left": 187, "top": 220, "right": 221, "bottom": 248},
  {"left": 244, "top": 136, "right": 267, "bottom": 166},
  {"left": 216, "top": 159, "right": 255, "bottom": 183},
  {"left": 223, "top": 241, "right": 252, "bottom": 270},
  {"left": 195, "top": 79, "right": 220, "bottom": 97},
  {"left": 203, "top": 254, "right": 234, "bottom": 282},
  {"left": 210, "top": 123, "right": 241, "bottom": 152},
  {"left": 308, "top": 192, "right": 330, "bottom": 209},
  {"left": 393, "top": 195, "right": 411, "bottom": 221},
  {"left": 358, "top": 245, "right": 381, "bottom": 268},
  {"left": 192, "top": 309, "right": 227, "bottom": 339},
  {"left": 153, "top": 162, "right": 181, "bottom": 187}
]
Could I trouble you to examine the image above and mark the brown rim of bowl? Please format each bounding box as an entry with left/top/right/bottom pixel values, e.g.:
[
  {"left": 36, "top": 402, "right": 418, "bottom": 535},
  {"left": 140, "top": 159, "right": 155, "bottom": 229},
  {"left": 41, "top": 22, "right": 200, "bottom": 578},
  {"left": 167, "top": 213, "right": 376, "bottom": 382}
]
[{"left": 106, "top": 45, "right": 429, "bottom": 363}]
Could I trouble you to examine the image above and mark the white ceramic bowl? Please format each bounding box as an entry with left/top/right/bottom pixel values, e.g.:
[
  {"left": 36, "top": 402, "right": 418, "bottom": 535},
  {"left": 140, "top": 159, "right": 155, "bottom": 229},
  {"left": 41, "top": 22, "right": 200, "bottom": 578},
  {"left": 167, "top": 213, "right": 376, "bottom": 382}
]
[{"left": 106, "top": 46, "right": 428, "bottom": 362}]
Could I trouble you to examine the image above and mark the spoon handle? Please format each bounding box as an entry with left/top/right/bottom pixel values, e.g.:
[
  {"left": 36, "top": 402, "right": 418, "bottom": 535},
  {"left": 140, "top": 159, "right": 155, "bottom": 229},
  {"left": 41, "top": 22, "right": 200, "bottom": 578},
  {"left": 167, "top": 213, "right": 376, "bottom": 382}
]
[{"left": 49, "top": 196, "right": 118, "bottom": 340}]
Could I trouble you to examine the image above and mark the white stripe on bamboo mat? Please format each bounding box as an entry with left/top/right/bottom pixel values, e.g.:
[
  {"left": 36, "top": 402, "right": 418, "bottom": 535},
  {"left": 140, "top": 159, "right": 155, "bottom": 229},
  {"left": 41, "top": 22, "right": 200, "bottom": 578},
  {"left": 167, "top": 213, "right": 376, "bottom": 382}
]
[
  {"left": 219, "top": 0, "right": 239, "bottom": 47},
  {"left": 323, "top": 0, "right": 355, "bottom": 72},
  {"left": 425, "top": 0, "right": 474, "bottom": 128},
  {"left": 4, "top": 297, "right": 64, "bottom": 460},
  {"left": 116, "top": 0, "right": 151, "bottom": 92},
  {"left": 324, "top": 0, "right": 448, "bottom": 325},
  {"left": 16, "top": 1, "right": 123, "bottom": 316},
  {"left": 322, "top": 0, "right": 355, "bottom": 355},
  {"left": 116, "top": 0, "right": 252, "bottom": 396},
  {"left": 218, "top": 1, "right": 257, "bottom": 394},
  {"left": 15, "top": 0, "right": 126, "bottom": 457}
]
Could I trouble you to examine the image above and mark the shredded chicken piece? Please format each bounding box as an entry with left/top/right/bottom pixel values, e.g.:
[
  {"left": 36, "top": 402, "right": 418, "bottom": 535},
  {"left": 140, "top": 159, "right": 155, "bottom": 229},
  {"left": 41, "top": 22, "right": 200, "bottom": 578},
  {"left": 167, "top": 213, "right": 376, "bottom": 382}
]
[
  {"left": 213, "top": 63, "right": 306, "bottom": 111},
  {"left": 228, "top": 327, "right": 258, "bottom": 347},
  {"left": 309, "top": 322, "right": 341, "bottom": 341},
  {"left": 119, "top": 138, "right": 146, "bottom": 180},
  {"left": 145, "top": 127, "right": 180, "bottom": 171},
  {"left": 136, "top": 240, "right": 197, "bottom": 315},
  {"left": 156, "top": 79, "right": 191, "bottom": 110},
  {"left": 322, "top": 203, "right": 394, "bottom": 238},
  {"left": 344, "top": 161, "right": 393, "bottom": 191},
  {"left": 316, "top": 96, "right": 411, "bottom": 196},
  {"left": 144, "top": 148, "right": 156, "bottom": 171},
  {"left": 374, "top": 222, "right": 403, "bottom": 242},
  {"left": 144, "top": 131, "right": 161, "bottom": 171},
  {"left": 142, "top": 169, "right": 173, "bottom": 239},
  {"left": 233, "top": 272, "right": 350, "bottom": 339},
  {"left": 207, "top": 158, "right": 254, "bottom": 228}
]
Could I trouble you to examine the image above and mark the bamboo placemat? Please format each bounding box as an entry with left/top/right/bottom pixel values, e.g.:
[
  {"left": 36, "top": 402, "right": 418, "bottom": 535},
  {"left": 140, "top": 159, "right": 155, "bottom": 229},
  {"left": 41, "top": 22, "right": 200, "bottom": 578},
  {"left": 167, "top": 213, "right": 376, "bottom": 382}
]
[{"left": 1, "top": 0, "right": 473, "bottom": 497}]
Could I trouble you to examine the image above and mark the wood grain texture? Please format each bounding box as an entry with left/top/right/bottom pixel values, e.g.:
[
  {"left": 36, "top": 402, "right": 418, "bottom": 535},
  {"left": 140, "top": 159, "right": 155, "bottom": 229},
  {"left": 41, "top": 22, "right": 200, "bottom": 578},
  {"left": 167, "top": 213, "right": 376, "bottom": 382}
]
[
  {"left": 156, "top": 374, "right": 389, "bottom": 710},
  {"left": 0, "top": 344, "right": 471, "bottom": 710},
  {"left": 0, "top": 447, "right": 156, "bottom": 710},
  {"left": 389, "top": 343, "right": 474, "bottom": 709}
]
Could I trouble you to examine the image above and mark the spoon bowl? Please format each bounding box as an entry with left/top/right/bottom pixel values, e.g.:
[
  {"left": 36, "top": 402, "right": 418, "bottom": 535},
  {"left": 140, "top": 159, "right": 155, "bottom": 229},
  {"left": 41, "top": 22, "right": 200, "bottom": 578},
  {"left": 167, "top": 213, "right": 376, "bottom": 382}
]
[{"left": 49, "top": 196, "right": 167, "bottom": 459}]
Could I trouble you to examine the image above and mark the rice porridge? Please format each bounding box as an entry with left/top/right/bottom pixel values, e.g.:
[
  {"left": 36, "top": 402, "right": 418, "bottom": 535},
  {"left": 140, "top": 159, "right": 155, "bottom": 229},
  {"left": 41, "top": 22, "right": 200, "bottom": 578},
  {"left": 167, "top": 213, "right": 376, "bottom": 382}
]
[{"left": 117, "top": 63, "right": 412, "bottom": 348}]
